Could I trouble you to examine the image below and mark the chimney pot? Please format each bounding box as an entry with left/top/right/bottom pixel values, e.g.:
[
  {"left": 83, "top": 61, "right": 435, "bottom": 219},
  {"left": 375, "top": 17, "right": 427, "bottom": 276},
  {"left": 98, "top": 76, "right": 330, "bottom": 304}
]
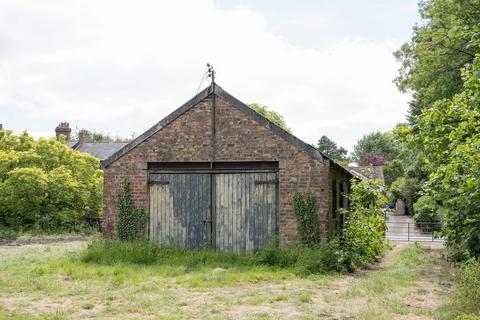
[
  {"left": 78, "top": 129, "right": 91, "bottom": 143},
  {"left": 55, "top": 122, "right": 71, "bottom": 141}
]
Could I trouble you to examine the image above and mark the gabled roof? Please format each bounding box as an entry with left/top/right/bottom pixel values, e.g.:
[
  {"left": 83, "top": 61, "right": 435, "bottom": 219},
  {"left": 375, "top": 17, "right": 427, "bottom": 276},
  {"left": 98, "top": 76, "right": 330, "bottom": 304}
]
[
  {"left": 75, "top": 142, "right": 128, "bottom": 160},
  {"left": 101, "top": 83, "right": 351, "bottom": 177},
  {"left": 348, "top": 166, "right": 385, "bottom": 185}
]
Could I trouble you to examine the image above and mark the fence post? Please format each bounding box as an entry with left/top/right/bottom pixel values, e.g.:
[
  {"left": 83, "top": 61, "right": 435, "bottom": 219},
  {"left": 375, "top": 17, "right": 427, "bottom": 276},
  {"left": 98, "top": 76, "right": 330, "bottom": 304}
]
[
  {"left": 432, "top": 224, "right": 434, "bottom": 242},
  {"left": 407, "top": 223, "right": 410, "bottom": 242}
]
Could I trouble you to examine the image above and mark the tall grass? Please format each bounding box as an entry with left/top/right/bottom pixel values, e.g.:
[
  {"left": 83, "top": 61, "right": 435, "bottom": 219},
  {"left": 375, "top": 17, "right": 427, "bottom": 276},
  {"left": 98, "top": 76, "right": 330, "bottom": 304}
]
[
  {"left": 80, "top": 239, "right": 349, "bottom": 275},
  {"left": 435, "top": 257, "right": 480, "bottom": 320},
  {"left": 80, "top": 240, "right": 256, "bottom": 268}
]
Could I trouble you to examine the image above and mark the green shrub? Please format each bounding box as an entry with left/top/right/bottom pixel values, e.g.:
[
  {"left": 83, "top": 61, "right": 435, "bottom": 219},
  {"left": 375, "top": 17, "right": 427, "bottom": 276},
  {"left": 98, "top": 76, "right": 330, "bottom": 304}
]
[
  {"left": 117, "top": 178, "right": 148, "bottom": 241},
  {"left": 0, "top": 226, "right": 19, "bottom": 240},
  {"left": 341, "top": 179, "right": 387, "bottom": 270},
  {"left": 295, "top": 240, "right": 345, "bottom": 275},
  {"left": 256, "top": 239, "right": 346, "bottom": 274},
  {"left": 454, "top": 258, "right": 480, "bottom": 315},
  {"left": 387, "top": 177, "right": 421, "bottom": 215},
  {"left": 256, "top": 239, "right": 301, "bottom": 268},
  {"left": 293, "top": 192, "right": 322, "bottom": 247},
  {"left": 413, "top": 195, "right": 443, "bottom": 231},
  {"left": 0, "top": 130, "right": 102, "bottom": 233},
  {"left": 383, "top": 159, "right": 404, "bottom": 187}
]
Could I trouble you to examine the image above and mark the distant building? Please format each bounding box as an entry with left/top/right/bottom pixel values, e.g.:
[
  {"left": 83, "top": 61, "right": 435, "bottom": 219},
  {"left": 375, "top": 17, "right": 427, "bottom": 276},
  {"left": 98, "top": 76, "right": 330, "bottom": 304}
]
[
  {"left": 347, "top": 165, "right": 385, "bottom": 186},
  {"left": 55, "top": 122, "right": 127, "bottom": 161}
]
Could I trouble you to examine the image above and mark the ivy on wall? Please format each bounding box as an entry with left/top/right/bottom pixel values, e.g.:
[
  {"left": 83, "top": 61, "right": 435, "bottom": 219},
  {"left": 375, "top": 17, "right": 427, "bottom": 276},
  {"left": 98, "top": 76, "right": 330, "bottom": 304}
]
[
  {"left": 117, "top": 178, "right": 147, "bottom": 241},
  {"left": 293, "top": 192, "right": 322, "bottom": 247}
]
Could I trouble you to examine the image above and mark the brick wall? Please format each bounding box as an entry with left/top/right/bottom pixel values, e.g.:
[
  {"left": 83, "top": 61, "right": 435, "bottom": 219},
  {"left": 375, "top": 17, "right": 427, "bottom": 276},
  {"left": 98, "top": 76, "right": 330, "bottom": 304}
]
[{"left": 103, "top": 94, "right": 346, "bottom": 244}]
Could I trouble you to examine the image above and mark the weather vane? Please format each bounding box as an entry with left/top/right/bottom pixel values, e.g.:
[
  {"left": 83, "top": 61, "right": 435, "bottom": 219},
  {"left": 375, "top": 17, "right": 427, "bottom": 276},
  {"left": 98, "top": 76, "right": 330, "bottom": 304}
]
[{"left": 207, "top": 63, "right": 215, "bottom": 84}]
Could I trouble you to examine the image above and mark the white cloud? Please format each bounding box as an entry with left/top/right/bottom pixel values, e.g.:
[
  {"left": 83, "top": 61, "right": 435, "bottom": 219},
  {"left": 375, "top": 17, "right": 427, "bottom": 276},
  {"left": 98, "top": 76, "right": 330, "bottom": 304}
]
[{"left": 0, "top": 0, "right": 409, "bottom": 150}]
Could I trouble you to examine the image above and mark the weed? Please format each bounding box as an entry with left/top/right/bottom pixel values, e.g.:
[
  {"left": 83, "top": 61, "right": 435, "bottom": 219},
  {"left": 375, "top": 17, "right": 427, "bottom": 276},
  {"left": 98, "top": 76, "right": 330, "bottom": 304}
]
[
  {"left": 82, "top": 302, "right": 94, "bottom": 310},
  {"left": 297, "top": 292, "right": 313, "bottom": 303}
]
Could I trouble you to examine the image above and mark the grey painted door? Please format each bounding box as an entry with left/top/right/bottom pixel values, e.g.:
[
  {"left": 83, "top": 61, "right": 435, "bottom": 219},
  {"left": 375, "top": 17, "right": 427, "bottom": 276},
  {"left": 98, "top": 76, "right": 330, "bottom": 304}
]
[
  {"left": 214, "top": 172, "right": 278, "bottom": 254},
  {"left": 148, "top": 172, "right": 278, "bottom": 253},
  {"left": 148, "top": 173, "right": 210, "bottom": 248}
]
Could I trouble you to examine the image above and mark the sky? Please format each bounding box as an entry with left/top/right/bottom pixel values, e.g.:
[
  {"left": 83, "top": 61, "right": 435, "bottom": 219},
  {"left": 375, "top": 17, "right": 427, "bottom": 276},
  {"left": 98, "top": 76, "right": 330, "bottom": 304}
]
[{"left": 0, "top": 0, "right": 420, "bottom": 151}]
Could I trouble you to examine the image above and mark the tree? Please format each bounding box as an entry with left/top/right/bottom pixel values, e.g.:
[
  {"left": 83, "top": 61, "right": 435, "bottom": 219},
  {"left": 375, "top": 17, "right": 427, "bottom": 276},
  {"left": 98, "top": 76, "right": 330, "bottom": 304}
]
[
  {"left": 249, "top": 103, "right": 291, "bottom": 132},
  {"left": 394, "top": 0, "right": 480, "bottom": 121},
  {"left": 0, "top": 130, "right": 103, "bottom": 232},
  {"left": 383, "top": 159, "right": 404, "bottom": 187},
  {"left": 91, "top": 131, "right": 114, "bottom": 142},
  {"left": 317, "top": 135, "right": 348, "bottom": 162},
  {"left": 403, "top": 38, "right": 480, "bottom": 258},
  {"left": 351, "top": 131, "right": 400, "bottom": 166},
  {"left": 387, "top": 176, "right": 421, "bottom": 215}
]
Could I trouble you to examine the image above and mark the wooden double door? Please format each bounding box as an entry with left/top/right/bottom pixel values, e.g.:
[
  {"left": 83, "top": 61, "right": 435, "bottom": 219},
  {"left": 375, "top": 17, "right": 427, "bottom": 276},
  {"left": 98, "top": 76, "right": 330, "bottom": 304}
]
[{"left": 148, "top": 172, "right": 278, "bottom": 254}]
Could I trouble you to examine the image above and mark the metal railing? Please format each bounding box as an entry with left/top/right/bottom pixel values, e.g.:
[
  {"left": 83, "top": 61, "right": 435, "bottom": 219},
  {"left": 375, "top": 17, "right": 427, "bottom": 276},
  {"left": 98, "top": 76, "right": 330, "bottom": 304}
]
[{"left": 385, "top": 221, "right": 444, "bottom": 242}]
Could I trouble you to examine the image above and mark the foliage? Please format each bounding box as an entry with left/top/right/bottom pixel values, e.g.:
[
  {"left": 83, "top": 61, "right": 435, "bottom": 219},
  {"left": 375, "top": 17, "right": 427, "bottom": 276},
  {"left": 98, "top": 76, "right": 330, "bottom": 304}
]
[
  {"left": 0, "top": 130, "right": 102, "bottom": 233},
  {"left": 402, "top": 42, "right": 480, "bottom": 258},
  {"left": 439, "top": 258, "right": 480, "bottom": 319},
  {"left": 383, "top": 159, "right": 404, "bottom": 187},
  {"left": 71, "top": 128, "right": 115, "bottom": 142},
  {"left": 387, "top": 177, "right": 422, "bottom": 215},
  {"left": 394, "top": 0, "right": 480, "bottom": 120},
  {"left": 117, "top": 178, "right": 147, "bottom": 241},
  {"left": 351, "top": 131, "right": 400, "bottom": 165},
  {"left": 358, "top": 153, "right": 391, "bottom": 166},
  {"left": 293, "top": 192, "right": 322, "bottom": 247},
  {"left": 340, "top": 179, "right": 387, "bottom": 270},
  {"left": 413, "top": 195, "right": 442, "bottom": 228},
  {"left": 249, "top": 103, "right": 291, "bottom": 132},
  {"left": 317, "top": 135, "right": 348, "bottom": 162},
  {"left": 454, "top": 258, "right": 480, "bottom": 317},
  {"left": 90, "top": 131, "right": 114, "bottom": 142}
]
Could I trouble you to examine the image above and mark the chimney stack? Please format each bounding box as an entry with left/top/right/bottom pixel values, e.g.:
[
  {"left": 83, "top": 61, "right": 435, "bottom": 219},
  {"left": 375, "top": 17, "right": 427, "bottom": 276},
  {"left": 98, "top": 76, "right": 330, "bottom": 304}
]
[
  {"left": 78, "top": 129, "right": 91, "bottom": 144},
  {"left": 55, "top": 122, "right": 71, "bottom": 141}
]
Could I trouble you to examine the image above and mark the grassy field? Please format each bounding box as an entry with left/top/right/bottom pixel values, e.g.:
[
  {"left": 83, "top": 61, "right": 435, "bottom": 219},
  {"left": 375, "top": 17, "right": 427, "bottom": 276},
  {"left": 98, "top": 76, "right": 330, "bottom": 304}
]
[{"left": 0, "top": 240, "right": 453, "bottom": 319}]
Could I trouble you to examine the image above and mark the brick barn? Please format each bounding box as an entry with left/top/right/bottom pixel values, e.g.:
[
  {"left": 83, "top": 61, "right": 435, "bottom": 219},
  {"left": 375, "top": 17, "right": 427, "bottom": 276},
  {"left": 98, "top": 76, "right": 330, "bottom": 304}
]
[{"left": 101, "top": 83, "right": 352, "bottom": 254}]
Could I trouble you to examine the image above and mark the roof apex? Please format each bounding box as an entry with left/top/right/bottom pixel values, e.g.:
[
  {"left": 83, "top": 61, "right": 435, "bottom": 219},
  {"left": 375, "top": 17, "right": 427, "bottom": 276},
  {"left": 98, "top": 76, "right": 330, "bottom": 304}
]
[{"left": 101, "top": 83, "right": 351, "bottom": 178}]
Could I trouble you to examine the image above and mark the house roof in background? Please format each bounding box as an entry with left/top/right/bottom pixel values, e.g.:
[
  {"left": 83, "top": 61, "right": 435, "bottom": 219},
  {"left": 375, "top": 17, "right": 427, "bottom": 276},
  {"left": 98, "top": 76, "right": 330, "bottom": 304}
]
[
  {"left": 74, "top": 142, "right": 128, "bottom": 160},
  {"left": 66, "top": 141, "right": 78, "bottom": 148},
  {"left": 347, "top": 166, "right": 385, "bottom": 184}
]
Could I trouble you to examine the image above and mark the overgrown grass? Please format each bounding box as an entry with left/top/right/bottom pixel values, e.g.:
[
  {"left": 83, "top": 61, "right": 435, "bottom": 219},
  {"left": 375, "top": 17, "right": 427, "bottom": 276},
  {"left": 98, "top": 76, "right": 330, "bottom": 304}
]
[
  {"left": 436, "top": 257, "right": 480, "bottom": 320},
  {"left": 80, "top": 239, "right": 349, "bottom": 275},
  {"left": 81, "top": 240, "right": 257, "bottom": 268},
  {"left": 339, "top": 243, "right": 429, "bottom": 299},
  {"left": 0, "top": 240, "right": 451, "bottom": 319}
]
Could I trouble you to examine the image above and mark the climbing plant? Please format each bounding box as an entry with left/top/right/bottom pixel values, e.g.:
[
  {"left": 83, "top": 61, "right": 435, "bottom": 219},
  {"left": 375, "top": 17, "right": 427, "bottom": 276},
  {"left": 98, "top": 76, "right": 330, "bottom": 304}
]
[
  {"left": 117, "top": 178, "right": 147, "bottom": 241},
  {"left": 340, "top": 178, "right": 387, "bottom": 270},
  {"left": 293, "top": 192, "right": 322, "bottom": 247}
]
